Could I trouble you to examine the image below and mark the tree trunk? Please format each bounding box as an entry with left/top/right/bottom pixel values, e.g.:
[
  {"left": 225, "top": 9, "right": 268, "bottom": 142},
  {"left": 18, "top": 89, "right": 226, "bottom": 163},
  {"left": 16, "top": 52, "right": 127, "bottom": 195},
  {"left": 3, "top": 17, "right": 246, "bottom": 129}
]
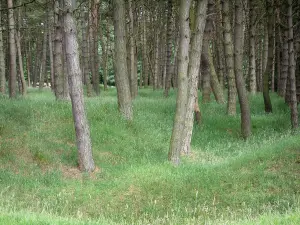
[
  {"left": 49, "top": 14, "right": 55, "bottom": 91},
  {"left": 54, "top": 0, "right": 65, "bottom": 100},
  {"left": 63, "top": 0, "right": 95, "bottom": 172},
  {"left": 8, "top": 0, "right": 17, "bottom": 98},
  {"left": 223, "top": 0, "right": 236, "bottom": 115},
  {"left": 201, "top": 41, "right": 211, "bottom": 103},
  {"left": 0, "top": 4, "right": 6, "bottom": 94},
  {"left": 279, "top": 30, "right": 288, "bottom": 97},
  {"left": 39, "top": 26, "right": 48, "bottom": 90},
  {"left": 263, "top": 0, "right": 274, "bottom": 113},
  {"left": 287, "top": 0, "right": 298, "bottom": 130},
  {"left": 82, "top": 10, "right": 93, "bottom": 96},
  {"left": 234, "top": 0, "right": 251, "bottom": 139},
  {"left": 142, "top": 3, "right": 149, "bottom": 88},
  {"left": 168, "top": 0, "right": 191, "bottom": 165},
  {"left": 181, "top": 0, "right": 208, "bottom": 155},
  {"left": 248, "top": 0, "right": 256, "bottom": 94},
  {"left": 164, "top": 0, "right": 173, "bottom": 97},
  {"left": 113, "top": 0, "right": 133, "bottom": 120},
  {"left": 208, "top": 42, "right": 225, "bottom": 104},
  {"left": 128, "top": 0, "right": 138, "bottom": 97}
]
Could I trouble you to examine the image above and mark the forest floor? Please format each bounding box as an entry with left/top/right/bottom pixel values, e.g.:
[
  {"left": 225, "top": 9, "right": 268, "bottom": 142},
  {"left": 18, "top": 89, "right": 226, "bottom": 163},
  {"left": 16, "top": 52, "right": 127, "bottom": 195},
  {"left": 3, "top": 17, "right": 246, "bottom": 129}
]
[{"left": 0, "top": 88, "right": 299, "bottom": 224}]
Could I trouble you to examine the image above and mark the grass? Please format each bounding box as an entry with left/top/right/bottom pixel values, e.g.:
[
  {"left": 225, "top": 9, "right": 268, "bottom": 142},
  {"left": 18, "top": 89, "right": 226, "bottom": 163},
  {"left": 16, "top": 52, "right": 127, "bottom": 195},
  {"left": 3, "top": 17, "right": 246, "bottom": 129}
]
[{"left": 0, "top": 87, "right": 299, "bottom": 224}]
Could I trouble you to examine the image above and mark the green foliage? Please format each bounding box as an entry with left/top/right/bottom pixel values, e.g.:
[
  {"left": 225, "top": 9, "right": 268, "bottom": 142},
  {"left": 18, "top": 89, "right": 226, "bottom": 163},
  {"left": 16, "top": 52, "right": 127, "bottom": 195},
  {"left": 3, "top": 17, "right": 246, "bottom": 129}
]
[{"left": 0, "top": 88, "right": 299, "bottom": 224}]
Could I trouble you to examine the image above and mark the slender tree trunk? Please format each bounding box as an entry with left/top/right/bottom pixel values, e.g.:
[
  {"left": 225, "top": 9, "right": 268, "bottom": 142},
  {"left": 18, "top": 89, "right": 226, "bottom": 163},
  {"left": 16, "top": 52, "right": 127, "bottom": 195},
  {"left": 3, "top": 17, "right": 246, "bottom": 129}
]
[
  {"left": 201, "top": 40, "right": 211, "bottom": 103},
  {"left": 287, "top": 0, "right": 298, "bottom": 130},
  {"left": 8, "top": 0, "right": 17, "bottom": 98},
  {"left": 54, "top": 0, "right": 65, "bottom": 100},
  {"left": 128, "top": 0, "right": 138, "bottom": 97},
  {"left": 263, "top": 0, "right": 274, "bottom": 113},
  {"left": 279, "top": 30, "right": 289, "bottom": 97},
  {"left": 164, "top": 0, "right": 173, "bottom": 97},
  {"left": 234, "top": 0, "right": 251, "bottom": 139},
  {"left": 248, "top": 0, "right": 256, "bottom": 94},
  {"left": 223, "top": 0, "right": 236, "bottom": 115},
  {"left": 113, "top": 0, "right": 133, "bottom": 120},
  {"left": 0, "top": 4, "right": 6, "bottom": 94},
  {"left": 208, "top": 42, "right": 225, "bottom": 104},
  {"left": 82, "top": 11, "right": 92, "bottom": 96},
  {"left": 49, "top": 15, "right": 55, "bottom": 91},
  {"left": 181, "top": 0, "right": 208, "bottom": 155},
  {"left": 39, "top": 26, "right": 48, "bottom": 90},
  {"left": 168, "top": 0, "right": 191, "bottom": 165},
  {"left": 64, "top": 0, "right": 95, "bottom": 172},
  {"left": 142, "top": 3, "right": 149, "bottom": 88}
]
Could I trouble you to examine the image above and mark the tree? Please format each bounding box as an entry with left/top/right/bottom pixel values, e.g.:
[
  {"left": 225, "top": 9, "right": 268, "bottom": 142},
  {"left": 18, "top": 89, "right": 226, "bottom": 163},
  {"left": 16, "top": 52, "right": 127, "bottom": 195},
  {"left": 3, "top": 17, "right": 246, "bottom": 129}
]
[
  {"left": 7, "top": 0, "right": 17, "bottom": 98},
  {"left": 0, "top": 3, "right": 5, "bottom": 94},
  {"left": 168, "top": 0, "right": 191, "bottom": 165},
  {"left": 234, "top": 0, "right": 251, "bottom": 139},
  {"left": 113, "top": 0, "right": 133, "bottom": 120},
  {"left": 287, "top": 0, "right": 298, "bottom": 130},
  {"left": 222, "top": 0, "right": 237, "bottom": 115},
  {"left": 263, "top": 0, "right": 274, "bottom": 113},
  {"left": 63, "top": 0, "right": 95, "bottom": 172}
]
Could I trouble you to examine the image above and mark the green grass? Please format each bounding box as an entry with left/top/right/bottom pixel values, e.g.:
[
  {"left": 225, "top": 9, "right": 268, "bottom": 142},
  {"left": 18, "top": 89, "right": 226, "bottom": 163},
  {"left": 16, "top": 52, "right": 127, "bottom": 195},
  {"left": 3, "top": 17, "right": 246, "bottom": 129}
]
[{"left": 0, "top": 88, "right": 299, "bottom": 224}]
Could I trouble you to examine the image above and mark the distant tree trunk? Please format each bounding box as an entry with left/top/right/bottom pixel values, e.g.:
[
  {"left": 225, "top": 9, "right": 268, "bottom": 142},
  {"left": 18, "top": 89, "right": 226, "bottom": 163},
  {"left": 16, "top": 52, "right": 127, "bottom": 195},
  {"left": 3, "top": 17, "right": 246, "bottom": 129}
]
[
  {"left": 181, "top": 0, "right": 207, "bottom": 155},
  {"left": 201, "top": 38, "right": 211, "bottom": 103},
  {"left": 128, "top": 0, "right": 138, "bottom": 97},
  {"left": 142, "top": 2, "right": 149, "bottom": 88},
  {"left": 25, "top": 41, "right": 31, "bottom": 87},
  {"left": 153, "top": 9, "right": 160, "bottom": 90},
  {"left": 113, "top": 0, "right": 133, "bottom": 120},
  {"left": 234, "top": 0, "right": 251, "bottom": 139},
  {"left": 164, "top": 0, "right": 173, "bottom": 97},
  {"left": 287, "top": 0, "right": 298, "bottom": 130},
  {"left": 168, "top": 0, "right": 191, "bottom": 165},
  {"left": 32, "top": 38, "right": 40, "bottom": 88},
  {"left": 39, "top": 26, "right": 48, "bottom": 90},
  {"left": 54, "top": 0, "right": 65, "bottom": 100},
  {"left": 63, "top": 0, "right": 95, "bottom": 172},
  {"left": 82, "top": 10, "right": 92, "bottom": 96},
  {"left": 8, "top": 0, "right": 17, "bottom": 98},
  {"left": 0, "top": 4, "right": 6, "bottom": 94},
  {"left": 279, "top": 30, "right": 288, "bottom": 97},
  {"left": 90, "top": 0, "right": 100, "bottom": 96},
  {"left": 263, "top": 0, "right": 274, "bottom": 113},
  {"left": 208, "top": 42, "right": 225, "bottom": 104},
  {"left": 248, "top": 0, "right": 256, "bottom": 94},
  {"left": 223, "top": 0, "right": 236, "bottom": 115},
  {"left": 49, "top": 13, "right": 55, "bottom": 90}
]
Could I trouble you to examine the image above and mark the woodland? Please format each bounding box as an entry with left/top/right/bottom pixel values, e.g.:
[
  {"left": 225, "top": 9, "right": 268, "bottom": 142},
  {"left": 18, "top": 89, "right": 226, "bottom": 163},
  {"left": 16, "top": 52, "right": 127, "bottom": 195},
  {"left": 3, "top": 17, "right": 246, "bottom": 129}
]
[{"left": 0, "top": 0, "right": 300, "bottom": 224}]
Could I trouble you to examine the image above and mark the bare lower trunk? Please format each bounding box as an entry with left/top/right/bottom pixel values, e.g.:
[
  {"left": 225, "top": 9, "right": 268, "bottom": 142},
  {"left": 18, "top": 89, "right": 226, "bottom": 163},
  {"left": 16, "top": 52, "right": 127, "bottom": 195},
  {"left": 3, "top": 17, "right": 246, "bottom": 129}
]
[
  {"left": 8, "top": 0, "right": 17, "bottom": 98},
  {"left": 248, "top": 0, "right": 256, "bottom": 94},
  {"left": 0, "top": 5, "right": 6, "bottom": 94},
  {"left": 64, "top": 0, "right": 95, "bottom": 172},
  {"left": 263, "top": 0, "right": 274, "bottom": 113},
  {"left": 39, "top": 28, "right": 48, "bottom": 90},
  {"left": 15, "top": 30, "right": 26, "bottom": 95},
  {"left": 223, "top": 0, "right": 236, "bottom": 115},
  {"left": 113, "top": 0, "right": 133, "bottom": 120},
  {"left": 279, "top": 30, "right": 288, "bottom": 97},
  {"left": 168, "top": 0, "right": 191, "bottom": 165},
  {"left": 287, "top": 0, "right": 298, "bottom": 129},
  {"left": 181, "top": 0, "right": 207, "bottom": 155},
  {"left": 234, "top": 0, "right": 251, "bottom": 139}
]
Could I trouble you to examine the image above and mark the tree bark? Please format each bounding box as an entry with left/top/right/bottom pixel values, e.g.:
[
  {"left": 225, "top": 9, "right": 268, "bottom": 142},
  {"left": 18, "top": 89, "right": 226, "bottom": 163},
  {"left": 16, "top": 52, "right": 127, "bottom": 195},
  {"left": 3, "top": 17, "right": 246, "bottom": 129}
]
[
  {"left": 223, "top": 0, "right": 236, "bottom": 115},
  {"left": 63, "top": 0, "right": 95, "bottom": 172},
  {"left": 263, "top": 0, "right": 274, "bottom": 113},
  {"left": 287, "top": 0, "right": 298, "bottom": 130},
  {"left": 234, "top": 0, "right": 251, "bottom": 139},
  {"left": 113, "top": 0, "right": 133, "bottom": 120},
  {"left": 164, "top": 0, "right": 173, "bottom": 97},
  {"left": 8, "top": 0, "right": 17, "bottom": 98},
  {"left": 0, "top": 4, "right": 6, "bottom": 94},
  {"left": 168, "top": 0, "right": 191, "bottom": 165},
  {"left": 181, "top": 0, "right": 208, "bottom": 155},
  {"left": 54, "top": 0, "right": 65, "bottom": 100},
  {"left": 248, "top": 0, "right": 256, "bottom": 94},
  {"left": 39, "top": 25, "right": 48, "bottom": 90}
]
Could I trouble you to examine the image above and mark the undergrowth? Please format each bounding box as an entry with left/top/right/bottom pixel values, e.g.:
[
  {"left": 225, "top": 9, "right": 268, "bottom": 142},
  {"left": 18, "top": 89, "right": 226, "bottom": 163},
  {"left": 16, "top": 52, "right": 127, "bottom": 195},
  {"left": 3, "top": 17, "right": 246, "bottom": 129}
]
[{"left": 0, "top": 88, "right": 299, "bottom": 224}]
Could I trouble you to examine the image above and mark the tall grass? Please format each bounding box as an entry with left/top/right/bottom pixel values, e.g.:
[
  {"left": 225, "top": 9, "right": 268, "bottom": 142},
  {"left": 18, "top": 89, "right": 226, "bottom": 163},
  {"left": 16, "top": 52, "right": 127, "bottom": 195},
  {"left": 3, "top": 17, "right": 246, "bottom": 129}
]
[{"left": 0, "top": 88, "right": 299, "bottom": 224}]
